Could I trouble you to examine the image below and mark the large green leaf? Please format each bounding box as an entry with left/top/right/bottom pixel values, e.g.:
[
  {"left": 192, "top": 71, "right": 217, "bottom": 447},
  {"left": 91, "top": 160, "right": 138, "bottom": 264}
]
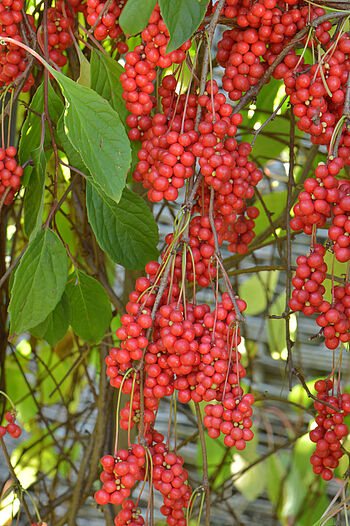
[
  {"left": 9, "top": 230, "right": 68, "bottom": 335},
  {"left": 65, "top": 270, "right": 112, "bottom": 343},
  {"left": 31, "top": 292, "right": 70, "bottom": 346},
  {"left": 57, "top": 113, "right": 89, "bottom": 176},
  {"left": 159, "top": 0, "right": 209, "bottom": 52},
  {"left": 18, "top": 81, "right": 64, "bottom": 185},
  {"left": 119, "top": 0, "right": 157, "bottom": 35},
  {"left": 90, "top": 50, "right": 127, "bottom": 120},
  {"left": 51, "top": 69, "right": 131, "bottom": 202},
  {"left": 23, "top": 146, "right": 46, "bottom": 239},
  {"left": 57, "top": 113, "right": 120, "bottom": 208},
  {"left": 86, "top": 183, "right": 159, "bottom": 269},
  {"left": 90, "top": 50, "right": 141, "bottom": 178}
]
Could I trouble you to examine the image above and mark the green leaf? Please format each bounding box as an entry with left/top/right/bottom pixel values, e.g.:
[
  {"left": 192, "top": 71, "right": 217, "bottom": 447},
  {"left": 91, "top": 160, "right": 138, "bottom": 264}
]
[
  {"left": 31, "top": 292, "right": 70, "bottom": 346},
  {"left": 159, "top": 0, "right": 209, "bottom": 53},
  {"left": 119, "top": 0, "right": 157, "bottom": 35},
  {"left": 300, "top": 491, "right": 329, "bottom": 526},
  {"left": 294, "top": 434, "right": 315, "bottom": 486},
  {"left": 86, "top": 183, "right": 159, "bottom": 269},
  {"left": 51, "top": 69, "right": 131, "bottom": 202},
  {"left": 65, "top": 270, "right": 112, "bottom": 343},
  {"left": 90, "top": 50, "right": 127, "bottom": 119},
  {"left": 57, "top": 113, "right": 88, "bottom": 176},
  {"left": 23, "top": 146, "right": 46, "bottom": 239},
  {"left": 239, "top": 271, "right": 279, "bottom": 316},
  {"left": 90, "top": 51, "right": 141, "bottom": 182},
  {"left": 267, "top": 292, "right": 286, "bottom": 355},
  {"left": 9, "top": 230, "right": 68, "bottom": 335},
  {"left": 57, "top": 113, "right": 113, "bottom": 205},
  {"left": 18, "top": 81, "right": 64, "bottom": 185}
]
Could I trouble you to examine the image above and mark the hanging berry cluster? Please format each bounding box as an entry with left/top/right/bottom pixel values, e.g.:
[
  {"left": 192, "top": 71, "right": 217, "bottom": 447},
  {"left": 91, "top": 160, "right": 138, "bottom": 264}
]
[
  {"left": 0, "top": 409, "right": 21, "bottom": 439},
  {"left": 0, "top": 0, "right": 33, "bottom": 91},
  {"left": 310, "top": 379, "right": 350, "bottom": 481}
]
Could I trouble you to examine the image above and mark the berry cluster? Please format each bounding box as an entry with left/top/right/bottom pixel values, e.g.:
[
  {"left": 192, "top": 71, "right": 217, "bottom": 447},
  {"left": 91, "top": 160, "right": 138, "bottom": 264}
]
[
  {"left": 151, "top": 443, "right": 191, "bottom": 526},
  {"left": 0, "top": 0, "right": 34, "bottom": 91},
  {"left": 289, "top": 244, "right": 327, "bottom": 317},
  {"left": 43, "top": 2, "right": 74, "bottom": 67},
  {"left": 133, "top": 105, "right": 198, "bottom": 202},
  {"left": 86, "top": 0, "right": 127, "bottom": 42},
  {"left": 106, "top": 263, "right": 251, "bottom": 437},
  {"left": 95, "top": 432, "right": 193, "bottom": 526},
  {"left": 94, "top": 444, "right": 146, "bottom": 506},
  {"left": 316, "top": 284, "right": 350, "bottom": 350},
  {"left": 0, "top": 146, "right": 23, "bottom": 205},
  {"left": 204, "top": 391, "right": 254, "bottom": 448},
  {"left": 286, "top": 35, "right": 350, "bottom": 153},
  {"left": 114, "top": 500, "right": 144, "bottom": 526},
  {"left": 290, "top": 158, "right": 343, "bottom": 236},
  {"left": 310, "top": 379, "right": 350, "bottom": 481},
  {"left": 0, "top": 410, "right": 21, "bottom": 438}
]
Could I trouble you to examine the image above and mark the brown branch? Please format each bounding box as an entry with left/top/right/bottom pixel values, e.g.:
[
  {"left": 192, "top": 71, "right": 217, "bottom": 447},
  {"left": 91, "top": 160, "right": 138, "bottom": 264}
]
[{"left": 227, "top": 264, "right": 285, "bottom": 276}]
